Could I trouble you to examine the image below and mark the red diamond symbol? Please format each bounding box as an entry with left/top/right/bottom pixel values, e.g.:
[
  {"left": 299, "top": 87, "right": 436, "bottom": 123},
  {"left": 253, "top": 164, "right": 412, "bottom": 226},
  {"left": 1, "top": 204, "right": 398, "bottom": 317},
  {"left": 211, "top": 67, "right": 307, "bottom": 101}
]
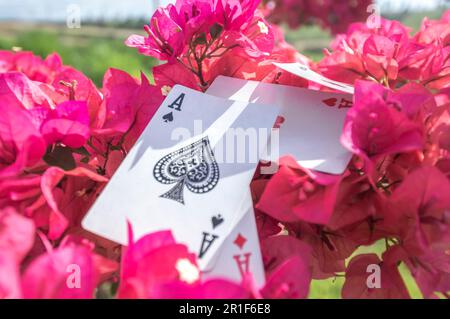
[{"left": 233, "top": 233, "right": 247, "bottom": 250}]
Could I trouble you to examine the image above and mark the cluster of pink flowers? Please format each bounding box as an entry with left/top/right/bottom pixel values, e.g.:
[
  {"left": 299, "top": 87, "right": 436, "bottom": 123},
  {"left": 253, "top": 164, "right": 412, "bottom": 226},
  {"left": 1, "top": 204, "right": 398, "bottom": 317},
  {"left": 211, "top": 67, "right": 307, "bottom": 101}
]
[
  {"left": 126, "top": 0, "right": 312, "bottom": 92},
  {"left": 319, "top": 13, "right": 450, "bottom": 89},
  {"left": 0, "top": 0, "right": 449, "bottom": 299},
  {"left": 0, "top": 49, "right": 166, "bottom": 298}
]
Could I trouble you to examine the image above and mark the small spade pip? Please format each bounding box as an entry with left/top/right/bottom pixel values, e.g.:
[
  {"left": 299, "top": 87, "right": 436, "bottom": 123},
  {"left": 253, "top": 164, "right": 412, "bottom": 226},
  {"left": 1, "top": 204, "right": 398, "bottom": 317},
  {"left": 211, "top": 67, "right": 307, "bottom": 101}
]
[
  {"left": 153, "top": 137, "right": 220, "bottom": 204},
  {"left": 162, "top": 112, "right": 174, "bottom": 123}
]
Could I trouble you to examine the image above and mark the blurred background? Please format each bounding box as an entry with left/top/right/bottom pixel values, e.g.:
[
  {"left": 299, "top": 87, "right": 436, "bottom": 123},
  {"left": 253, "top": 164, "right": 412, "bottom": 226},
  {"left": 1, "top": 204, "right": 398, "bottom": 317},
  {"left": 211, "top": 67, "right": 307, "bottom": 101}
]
[{"left": 0, "top": 0, "right": 448, "bottom": 298}]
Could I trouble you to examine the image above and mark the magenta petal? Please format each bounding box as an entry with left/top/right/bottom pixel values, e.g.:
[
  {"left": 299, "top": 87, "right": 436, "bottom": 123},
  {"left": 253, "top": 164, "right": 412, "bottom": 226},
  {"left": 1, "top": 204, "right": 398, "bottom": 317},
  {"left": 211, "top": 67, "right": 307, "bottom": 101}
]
[
  {"left": 0, "top": 100, "right": 46, "bottom": 177},
  {"left": 261, "top": 256, "right": 312, "bottom": 299},
  {"left": 0, "top": 207, "right": 35, "bottom": 262},
  {"left": 40, "top": 101, "right": 90, "bottom": 148},
  {"left": 0, "top": 251, "right": 22, "bottom": 299},
  {"left": 21, "top": 243, "right": 98, "bottom": 299}
]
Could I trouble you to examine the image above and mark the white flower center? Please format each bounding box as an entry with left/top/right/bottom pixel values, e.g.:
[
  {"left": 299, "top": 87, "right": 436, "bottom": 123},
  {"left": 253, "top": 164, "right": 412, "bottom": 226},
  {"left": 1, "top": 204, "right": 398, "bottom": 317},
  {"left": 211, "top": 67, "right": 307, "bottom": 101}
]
[
  {"left": 175, "top": 258, "right": 200, "bottom": 284},
  {"left": 161, "top": 85, "right": 172, "bottom": 96},
  {"left": 257, "top": 21, "right": 269, "bottom": 35}
]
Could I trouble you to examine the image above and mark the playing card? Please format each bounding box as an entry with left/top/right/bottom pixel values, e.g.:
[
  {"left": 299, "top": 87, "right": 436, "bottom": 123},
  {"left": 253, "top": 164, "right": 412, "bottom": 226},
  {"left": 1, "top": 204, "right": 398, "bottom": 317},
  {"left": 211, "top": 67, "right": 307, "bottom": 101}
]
[
  {"left": 273, "top": 62, "right": 355, "bottom": 94},
  {"left": 82, "top": 85, "right": 280, "bottom": 268},
  {"left": 206, "top": 76, "right": 353, "bottom": 175},
  {"left": 203, "top": 191, "right": 265, "bottom": 288}
]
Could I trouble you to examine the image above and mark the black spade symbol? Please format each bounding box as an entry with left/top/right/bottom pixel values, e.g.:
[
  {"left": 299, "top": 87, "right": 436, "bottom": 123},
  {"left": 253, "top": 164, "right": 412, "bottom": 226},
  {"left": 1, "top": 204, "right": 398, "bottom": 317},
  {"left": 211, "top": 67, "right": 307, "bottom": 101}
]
[
  {"left": 212, "top": 215, "right": 224, "bottom": 229},
  {"left": 162, "top": 112, "right": 174, "bottom": 123},
  {"left": 153, "top": 137, "right": 220, "bottom": 205}
]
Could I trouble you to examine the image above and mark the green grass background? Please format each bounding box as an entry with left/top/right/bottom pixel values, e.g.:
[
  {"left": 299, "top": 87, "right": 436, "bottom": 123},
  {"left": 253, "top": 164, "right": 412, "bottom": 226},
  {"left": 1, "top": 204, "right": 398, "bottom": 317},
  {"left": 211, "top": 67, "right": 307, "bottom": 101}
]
[
  {"left": 0, "top": 10, "right": 442, "bottom": 298},
  {"left": 0, "top": 27, "right": 156, "bottom": 85}
]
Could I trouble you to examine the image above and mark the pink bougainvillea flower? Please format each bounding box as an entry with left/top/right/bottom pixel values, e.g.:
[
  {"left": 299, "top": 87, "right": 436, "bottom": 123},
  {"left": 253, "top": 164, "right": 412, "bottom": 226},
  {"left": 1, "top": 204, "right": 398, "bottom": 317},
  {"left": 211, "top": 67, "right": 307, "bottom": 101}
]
[
  {"left": 390, "top": 82, "right": 437, "bottom": 120},
  {"left": 0, "top": 50, "right": 63, "bottom": 84},
  {"left": 264, "top": 0, "right": 371, "bottom": 35},
  {"left": 214, "top": 0, "right": 260, "bottom": 31},
  {"left": 319, "top": 48, "right": 366, "bottom": 85},
  {"left": 0, "top": 50, "right": 15, "bottom": 72},
  {"left": 93, "top": 69, "right": 162, "bottom": 152},
  {"left": 0, "top": 174, "right": 42, "bottom": 216},
  {"left": 384, "top": 244, "right": 450, "bottom": 299},
  {"left": 36, "top": 166, "right": 108, "bottom": 240},
  {"left": 328, "top": 172, "right": 388, "bottom": 246},
  {"left": 383, "top": 166, "right": 450, "bottom": 255},
  {"left": 291, "top": 222, "right": 357, "bottom": 278},
  {"left": 174, "top": 0, "right": 216, "bottom": 38},
  {"left": 0, "top": 251, "right": 22, "bottom": 299},
  {"left": 0, "top": 98, "right": 46, "bottom": 178},
  {"left": 119, "top": 226, "right": 254, "bottom": 299},
  {"left": 261, "top": 235, "right": 312, "bottom": 298},
  {"left": 51, "top": 66, "right": 103, "bottom": 124},
  {"left": 261, "top": 256, "right": 312, "bottom": 299},
  {"left": 420, "top": 46, "right": 450, "bottom": 90},
  {"left": 127, "top": 0, "right": 276, "bottom": 89},
  {"left": 411, "top": 9, "right": 450, "bottom": 90},
  {"left": 5, "top": 167, "right": 107, "bottom": 243},
  {"left": 0, "top": 71, "right": 54, "bottom": 109},
  {"left": 257, "top": 156, "right": 343, "bottom": 225},
  {"left": 318, "top": 18, "right": 413, "bottom": 85},
  {"left": 342, "top": 253, "right": 409, "bottom": 299},
  {"left": 126, "top": 5, "right": 186, "bottom": 61},
  {"left": 118, "top": 227, "right": 199, "bottom": 298},
  {"left": 362, "top": 34, "right": 401, "bottom": 81},
  {"left": 95, "top": 69, "right": 148, "bottom": 134},
  {"left": 152, "top": 279, "right": 250, "bottom": 299},
  {"left": 32, "top": 101, "right": 90, "bottom": 149},
  {"left": 153, "top": 62, "right": 199, "bottom": 93},
  {"left": 0, "top": 59, "right": 162, "bottom": 242},
  {"left": 255, "top": 207, "right": 283, "bottom": 240},
  {"left": 341, "top": 81, "right": 424, "bottom": 170},
  {"left": 0, "top": 207, "right": 34, "bottom": 298},
  {"left": 250, "top": 178, "right": 283, "bottom": 239},
  {"left": 205, "top": 29, "right": 309, "bottom": 86},
  {"left": 22, "top": 235, "right": 116, "bottom": 299},
  {"left": 0, "top": 71, "right": 91, "bottom": 156},
  {"left": 318, "top": 13, "right": 450, "bottom": 90},
  {"left": 261, "top": 235, "right": 312, "bottom": 274},
  {"left": 0, "top": 207, "right": 35, "bottom": 262},
  {"left": 225, "top": 16, "right": 275, "bottom": 59}
]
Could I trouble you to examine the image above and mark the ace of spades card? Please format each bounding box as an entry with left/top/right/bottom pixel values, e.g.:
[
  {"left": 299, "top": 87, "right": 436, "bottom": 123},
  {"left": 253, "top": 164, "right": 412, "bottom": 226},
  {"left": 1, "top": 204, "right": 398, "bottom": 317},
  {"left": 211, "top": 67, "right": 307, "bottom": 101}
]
[{"left": 82, "top": 85, "right": 280, "bottom": 269}]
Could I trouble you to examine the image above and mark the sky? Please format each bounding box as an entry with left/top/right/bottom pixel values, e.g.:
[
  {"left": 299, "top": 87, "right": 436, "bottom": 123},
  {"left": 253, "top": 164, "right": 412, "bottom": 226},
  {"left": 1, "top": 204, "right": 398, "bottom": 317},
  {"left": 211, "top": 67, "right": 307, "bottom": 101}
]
[
  {"left": 0, "top": 0, "right": 448, "bottom": 22},
  {"left": 377, "top": 0, "right": 448, "bottom": 12}
]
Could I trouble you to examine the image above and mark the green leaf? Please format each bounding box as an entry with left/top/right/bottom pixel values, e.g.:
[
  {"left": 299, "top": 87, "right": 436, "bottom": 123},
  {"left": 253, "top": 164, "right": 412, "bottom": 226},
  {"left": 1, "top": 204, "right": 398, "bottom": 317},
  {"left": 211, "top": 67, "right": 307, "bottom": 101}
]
[
  {"left": 80, "top": 157, "right": 90, "bottom": 164},
  {"left": 43, "top": 145, "right": 76, "bottom": 171},
  {"left": 70, "top": 146, "right": 90, "bottom": 157},
  {"left": 95, "top": 281, "right": 117, "bottom": 299},
  {"left": 209, "top": 23, "right": 223, "bottom": 39},
  {"left": 193, "top": 32, "right": 207, "bottom": 45}
]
